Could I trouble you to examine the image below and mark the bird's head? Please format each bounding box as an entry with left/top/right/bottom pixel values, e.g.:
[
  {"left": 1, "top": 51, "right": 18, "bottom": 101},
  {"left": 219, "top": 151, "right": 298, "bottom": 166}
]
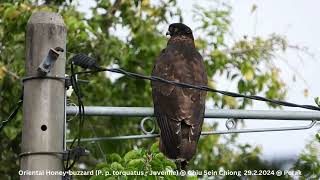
[{"left": 166, "top": 23, "right": 193, "bottom": 38}]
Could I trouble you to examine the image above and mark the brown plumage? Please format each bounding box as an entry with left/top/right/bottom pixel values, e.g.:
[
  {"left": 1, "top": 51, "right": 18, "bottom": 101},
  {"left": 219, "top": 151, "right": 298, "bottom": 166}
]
[{"left": 151, "top": 23, "right": 208, "bottom": 169}]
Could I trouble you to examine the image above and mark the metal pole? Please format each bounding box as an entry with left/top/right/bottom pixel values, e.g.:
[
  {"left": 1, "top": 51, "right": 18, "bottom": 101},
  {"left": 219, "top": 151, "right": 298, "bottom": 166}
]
[
  {"left": 66, "top": 106, "right": 320, "bottom": 120},
  {"left": 21, "top": 12, "right": 66, "bottom": 180}
]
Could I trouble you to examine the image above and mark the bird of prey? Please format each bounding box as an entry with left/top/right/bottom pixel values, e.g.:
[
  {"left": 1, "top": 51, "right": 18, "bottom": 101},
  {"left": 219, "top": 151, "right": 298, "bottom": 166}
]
[{"left": 151, "top": 23, "right": 208, "bottom": 169}]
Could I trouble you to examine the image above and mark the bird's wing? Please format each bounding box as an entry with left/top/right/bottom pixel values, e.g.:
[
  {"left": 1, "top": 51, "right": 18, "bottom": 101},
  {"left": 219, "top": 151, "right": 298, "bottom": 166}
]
[
  {"left": 151, "top": 48, "right": 181, "bottom": 158},
  {"left": 151, "top": 49, "right": 176, "bottom": 96}
]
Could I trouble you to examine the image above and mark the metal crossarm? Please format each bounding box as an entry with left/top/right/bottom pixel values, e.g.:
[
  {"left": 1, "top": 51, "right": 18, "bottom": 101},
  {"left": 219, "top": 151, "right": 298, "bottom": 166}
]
[
  {"left": 65, "top": 106, "right": 319, "bottom": 142},
  {"left": 66, "top": 106, "right": 320, "bottom": 120}
]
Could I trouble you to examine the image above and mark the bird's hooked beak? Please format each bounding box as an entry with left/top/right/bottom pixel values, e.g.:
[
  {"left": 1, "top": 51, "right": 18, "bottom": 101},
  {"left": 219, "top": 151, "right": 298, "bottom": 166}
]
[{"left": 166, "top": 31, "right": 171, "bottom": 36}]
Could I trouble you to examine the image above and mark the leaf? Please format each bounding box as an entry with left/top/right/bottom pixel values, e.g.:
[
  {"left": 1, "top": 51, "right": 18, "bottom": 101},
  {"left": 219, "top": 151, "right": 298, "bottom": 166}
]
[
  {"left": 208, "top": 80, "right": 216, "bottom": 89},
  {"left": 127, "top": 158, "right": 145, "bottom": 170},
  {"left": 95, "top": 162, "right": 108, "bottom": 170},
  {"left": 89, "top": 175, "right": 106, "bottom": 180},
  {"left": 217, "top": 35, "right": 224, "bottom": 45},
  {"left": 163, "top": 159, "right": 176, "bottom": 169},
  {"left": 223, "top": 96, "right": 237, "bottom": 108},
  {"left": 244, "top": 69, "right": 254, "bottom": 81},
  {"left": 150, "top": 142, "right": 159, "bottom": 153},
  {"left": 237, "top": 80, "right": 246, "bottom": 93},
  {"left": 108, "top": 153, "right": 122, "bottom": 163},
  {"left": 155, "top": 152, "right": 165, "bottom": 160},
  {"left": 4, "top": 6, "right": 20, "bottom": 19},
  {"left": 0, "top": 65, "right": 7, "bottom": 80},
  {"left": 4, "top": 127, "right": 19, "bottom": 140},
  {"left": 231, "top": 73, "right": 238, "bottom": 80},
  {"left": 187, "top": 176, "right": 198, "bottom": 180},
  {"left": 150, "top": 156, "right": 163, "bottom": 170},
  {"left": 110, "top": 162, "right": 124, "bottom": 171},
  {"left": 251, "top": 4, "right": 257, "bottom": 13},
  {"left": 240, "top": 62, "right": 255, "bottom": 81},
  {"left": 304, "top": 89, "right": 309, "bottom": 97},
  {"left": 316, "top": 133, "right": 320, "bottom": 142},
  {"left": 314, "top": 97, "right": 320, "bottom": 107},
  {"left": 124, "top": 149, "right": 142, "bottom": 162},
  {"left": 141, "top": 0, "right": 150, "bottom": 8}
]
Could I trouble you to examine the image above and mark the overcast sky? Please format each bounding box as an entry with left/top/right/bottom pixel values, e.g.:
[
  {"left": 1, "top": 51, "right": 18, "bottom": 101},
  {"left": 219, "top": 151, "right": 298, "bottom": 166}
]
[
  {"left": 77, "top": 0, "right": 320, "bottom": 162},
  {"left": 225, "top": 0, "right": 320, "bottom": 160}
]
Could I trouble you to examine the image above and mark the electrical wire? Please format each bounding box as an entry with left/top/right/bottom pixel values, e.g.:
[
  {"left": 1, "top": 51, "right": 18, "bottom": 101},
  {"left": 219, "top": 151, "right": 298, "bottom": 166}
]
[
  {"left": 64, "top": 62, "right": 86, "bottom": 171},
  {"left": 75, "top": 67, "right": 320, "bottom": 112},
  {"left": 0, "top": 91, "right": 23, "bottom": 132}
]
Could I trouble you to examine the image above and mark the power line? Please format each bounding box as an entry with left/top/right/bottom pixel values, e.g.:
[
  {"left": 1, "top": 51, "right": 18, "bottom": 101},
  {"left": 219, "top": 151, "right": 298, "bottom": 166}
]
[
  {"left": 0, "top": 100, "right": 23, "bottom": 132},
  {"left": 0, "top": 91, "right": 23, "bottom": 133},
  {"left": 68, "top": 53, "right": 320, "bottom": 111},
  {"left": 74, "top": 67, "right": 320, "bottom": 112}
]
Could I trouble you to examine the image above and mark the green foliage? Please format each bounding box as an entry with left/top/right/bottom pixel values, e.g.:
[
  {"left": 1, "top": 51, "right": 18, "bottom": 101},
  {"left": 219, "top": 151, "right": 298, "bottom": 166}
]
[
  {"left": 192, "top": 3, "right": 287, "bottom": 109},
  {"left": 316, "top": 133, "right": 320, "bottom": 142},
  {"left": 188, "top": 123, "right": 291, "bottom": 180},
  {"left": 90, "top": 143, "right": 178, "bottom": 180},
  {"left": 292, "top": 138, "right": 320, "bottom": 179},
  {"left": 0, "top": 0, "right": 311, "bottom": 180},
  {"left": 314, "top": 96, "right": 320, "bottom": 107}
]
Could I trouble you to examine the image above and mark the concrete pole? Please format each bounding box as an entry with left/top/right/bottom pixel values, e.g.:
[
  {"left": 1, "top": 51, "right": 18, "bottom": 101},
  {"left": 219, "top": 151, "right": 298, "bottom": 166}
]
[{"left": 21, "top": 11, "right": 66, "bottom": 180}]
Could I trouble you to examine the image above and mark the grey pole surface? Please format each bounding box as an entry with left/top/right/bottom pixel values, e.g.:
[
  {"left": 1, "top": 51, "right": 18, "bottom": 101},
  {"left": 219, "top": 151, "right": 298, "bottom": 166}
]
[
  {"left": 21, "top": 12, "right": 66, "bottom": 180},
  {"left": 66, "top": 106, "right": 320, "bottom": 120}
]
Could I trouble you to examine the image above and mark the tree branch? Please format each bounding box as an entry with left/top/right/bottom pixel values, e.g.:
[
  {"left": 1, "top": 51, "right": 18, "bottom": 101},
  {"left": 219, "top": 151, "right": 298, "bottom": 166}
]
[
  {"left": 103, "top": 0, "right": 122, "bottom": 35},
  {"left": 1, "top": 67, "right": 20, "bottom": 80}
]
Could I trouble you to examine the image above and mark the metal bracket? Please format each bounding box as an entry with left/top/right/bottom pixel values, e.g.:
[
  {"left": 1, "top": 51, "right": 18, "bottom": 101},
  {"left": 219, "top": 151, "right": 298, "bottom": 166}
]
[
  {"left": 140, "top": 116, "right": 156, "bottom": 134},
  {"left": 202, "top": 120, "right": 317, "bottom": 135},
  {"left": 66, "top": 119, "right": 318, "bottom": 142},
  {"left": 62, "top": 146, "right": 90, "bottom": 161},
  {"left": 37, "top": 47, "right": 64, "bottom": 76}
]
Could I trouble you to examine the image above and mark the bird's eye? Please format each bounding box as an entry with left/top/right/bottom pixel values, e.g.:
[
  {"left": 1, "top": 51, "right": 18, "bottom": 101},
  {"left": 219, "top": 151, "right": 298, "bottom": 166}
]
[{"left": 174, "top": 28, "right": 178, "bottom": 32}]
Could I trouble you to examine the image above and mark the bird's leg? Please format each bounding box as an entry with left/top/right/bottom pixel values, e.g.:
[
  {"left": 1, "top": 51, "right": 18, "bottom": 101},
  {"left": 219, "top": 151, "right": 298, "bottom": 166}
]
[
  {"left": 181, "top": 161, "right": 188, "bottom": 171},
  {"left": 175, "top": 159, "right": 181, "bottom": 171},
  {"left": 176, "top": 160, "right": 188, "bottom": 180},
  {"left": 176, "top": 160, "right": 188, "bottom": 171}
]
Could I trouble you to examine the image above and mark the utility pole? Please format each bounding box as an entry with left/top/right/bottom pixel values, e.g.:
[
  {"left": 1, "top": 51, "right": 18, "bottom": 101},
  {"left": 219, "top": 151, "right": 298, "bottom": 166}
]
[{"left": 21, "top": 11, "right": 66, "bottom": 180}]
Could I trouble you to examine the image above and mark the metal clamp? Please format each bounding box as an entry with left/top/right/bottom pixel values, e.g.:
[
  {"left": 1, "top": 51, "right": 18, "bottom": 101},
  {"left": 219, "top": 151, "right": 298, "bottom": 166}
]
[
  {"left": 19, "top": 146, "right": 89, "bottom": 161},
  {"left": 226, "top": 119, "right": 237, "bottom": 130},
  {"left": 22, "top": 75, "right": 90, "bottom": 89},
  {"left": 63, "top": 146, "right": 89, "bottom": 161},
  {"left": 19, "top": 151, "right": 65, "bottom": 158},
  {"left": 22, "top": 75, "right": 66, "bottom": 83},
  {"left": 140, "top": 117, "right": 156, "bottom": 134},
  {"left": 37, "top": 47, "right": 64, "bottom": 76}
]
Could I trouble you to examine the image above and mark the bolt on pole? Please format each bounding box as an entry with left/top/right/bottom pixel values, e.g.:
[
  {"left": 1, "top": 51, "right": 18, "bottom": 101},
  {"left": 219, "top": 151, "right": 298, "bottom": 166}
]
[{"left": 21, "top": 11, "right": 66, "bottom": 180}]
